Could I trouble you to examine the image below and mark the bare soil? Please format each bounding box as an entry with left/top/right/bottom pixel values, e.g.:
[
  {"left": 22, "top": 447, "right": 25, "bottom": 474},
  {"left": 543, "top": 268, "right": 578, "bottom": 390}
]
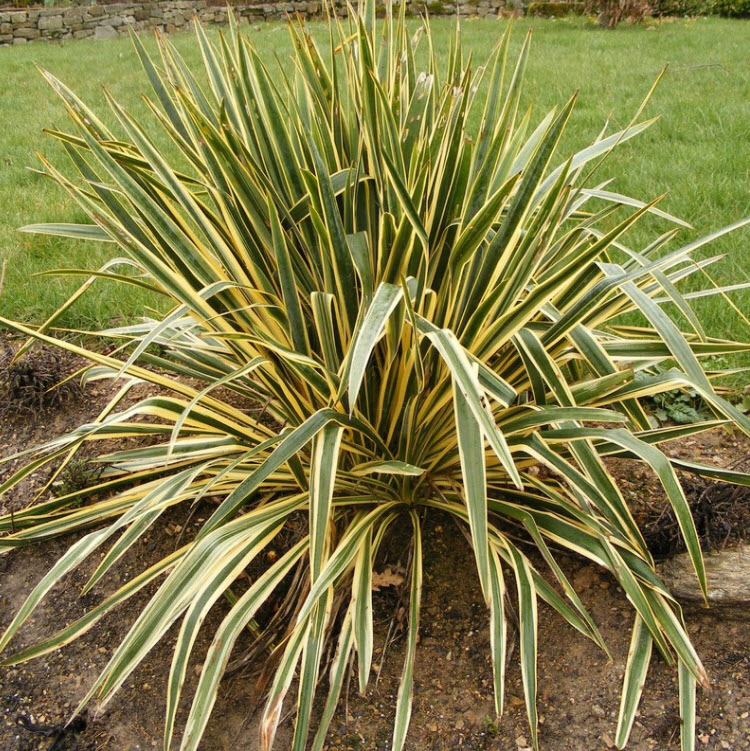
[{"left": 1, "top": 345, "right": 749, "bottom": 751}]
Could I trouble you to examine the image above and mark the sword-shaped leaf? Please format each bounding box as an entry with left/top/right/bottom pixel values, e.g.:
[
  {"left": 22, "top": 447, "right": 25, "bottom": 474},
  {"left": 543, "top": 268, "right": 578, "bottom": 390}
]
[{"left": 615, "top": 615, "right": 653, "bottom": 749}]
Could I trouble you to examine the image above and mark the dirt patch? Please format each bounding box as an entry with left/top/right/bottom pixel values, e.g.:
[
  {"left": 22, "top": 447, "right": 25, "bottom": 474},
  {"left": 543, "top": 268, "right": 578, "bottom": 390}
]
[
  {"left": 1, "top": 344, "right": 749, "bottom": 750},
  {"left": 323, "top": 517, "right": 750, "bottom": 751}
]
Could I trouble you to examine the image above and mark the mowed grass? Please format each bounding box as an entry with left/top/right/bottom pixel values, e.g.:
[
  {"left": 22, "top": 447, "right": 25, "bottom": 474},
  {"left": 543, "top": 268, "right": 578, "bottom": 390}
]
[{"left": 0, "top": 16, "right": 748, "bottom": 342}]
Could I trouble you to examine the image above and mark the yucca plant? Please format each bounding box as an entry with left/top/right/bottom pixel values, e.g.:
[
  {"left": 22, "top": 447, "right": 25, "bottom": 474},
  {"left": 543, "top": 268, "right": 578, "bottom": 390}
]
[{"left": 2, "top": 5, "right": 750, "bottom": 750}]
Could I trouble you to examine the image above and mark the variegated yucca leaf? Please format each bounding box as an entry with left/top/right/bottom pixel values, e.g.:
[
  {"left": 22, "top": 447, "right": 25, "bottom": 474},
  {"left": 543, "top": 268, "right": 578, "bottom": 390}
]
[{"left": 2, "top": 3, "right": 750, "bottom": 750}]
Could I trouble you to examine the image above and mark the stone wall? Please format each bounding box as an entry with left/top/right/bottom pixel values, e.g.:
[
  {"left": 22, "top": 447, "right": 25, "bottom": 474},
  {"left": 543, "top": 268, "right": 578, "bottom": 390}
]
[{"left": 0, "top": 0, "right": 516, "bottom": 46}]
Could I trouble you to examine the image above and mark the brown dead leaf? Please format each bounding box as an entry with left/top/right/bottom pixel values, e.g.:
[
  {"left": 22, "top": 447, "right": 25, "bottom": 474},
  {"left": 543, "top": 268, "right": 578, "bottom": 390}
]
[{"left": 371, "top": 567, "right": 404, "bottom": 591}]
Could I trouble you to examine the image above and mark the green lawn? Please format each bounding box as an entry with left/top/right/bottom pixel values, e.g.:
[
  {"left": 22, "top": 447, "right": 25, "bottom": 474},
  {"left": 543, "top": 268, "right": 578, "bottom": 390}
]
[{"left": 1, "top": 16, "right": 749, "bottom": 341}]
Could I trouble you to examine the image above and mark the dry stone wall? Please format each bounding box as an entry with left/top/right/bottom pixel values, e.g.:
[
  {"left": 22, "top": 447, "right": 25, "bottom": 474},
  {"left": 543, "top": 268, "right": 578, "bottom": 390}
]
[{"left": 0, "top": 0, "right": 515, "bottom": 46}]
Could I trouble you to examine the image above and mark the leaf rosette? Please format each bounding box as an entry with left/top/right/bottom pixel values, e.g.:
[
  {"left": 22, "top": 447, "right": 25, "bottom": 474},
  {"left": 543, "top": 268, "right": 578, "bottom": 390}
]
[{"left": 2, "top": 4, "right": 750, "bottom": 750}]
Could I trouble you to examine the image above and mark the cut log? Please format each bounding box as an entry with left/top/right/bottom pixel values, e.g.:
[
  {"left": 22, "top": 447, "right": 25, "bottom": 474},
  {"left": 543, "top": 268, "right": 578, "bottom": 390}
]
[{"left": 658, "top": 548, "right": 750, "bottom": 606}]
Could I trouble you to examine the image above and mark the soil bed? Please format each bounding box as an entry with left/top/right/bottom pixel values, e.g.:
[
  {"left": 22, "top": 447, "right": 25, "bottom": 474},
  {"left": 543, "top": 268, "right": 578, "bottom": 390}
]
[{"left": 1, "top": 344, "right": 749, "bottom": 750}]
